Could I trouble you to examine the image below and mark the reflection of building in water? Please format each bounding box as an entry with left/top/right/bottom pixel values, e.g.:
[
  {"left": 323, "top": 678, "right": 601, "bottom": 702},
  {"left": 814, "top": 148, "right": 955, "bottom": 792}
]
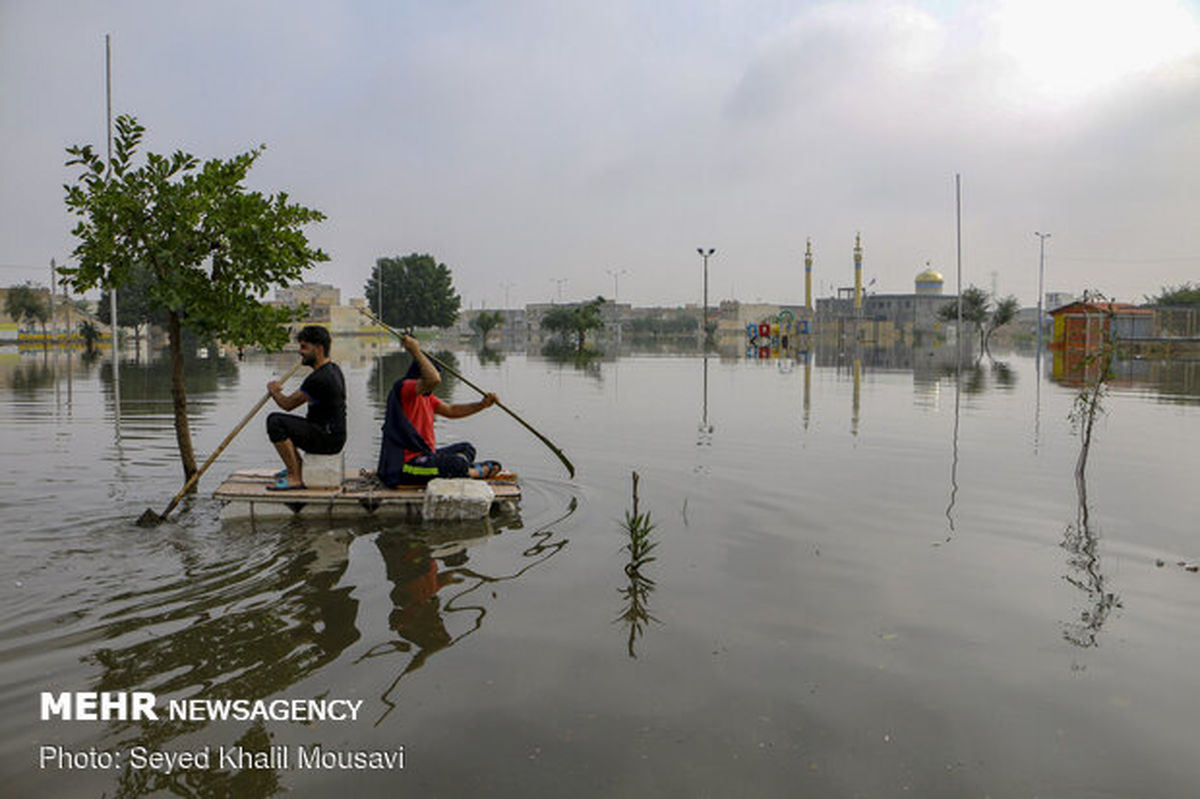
[{"left": 1050, "top": 348, "right": 1200, "bottom": 403}]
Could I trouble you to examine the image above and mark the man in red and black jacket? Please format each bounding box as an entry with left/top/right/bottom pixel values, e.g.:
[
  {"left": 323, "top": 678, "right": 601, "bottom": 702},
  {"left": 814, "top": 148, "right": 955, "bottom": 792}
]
[{"left": 376, "top": 333, "right": 501, "bottom": 487}]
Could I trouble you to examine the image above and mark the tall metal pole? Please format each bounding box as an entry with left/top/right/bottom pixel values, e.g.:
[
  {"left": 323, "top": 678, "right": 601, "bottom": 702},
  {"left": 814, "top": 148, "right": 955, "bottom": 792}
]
[
  {"left": 697, "top": 248, "right": 714, "bottom": 347},
  {"left": 1035, "top": 231, "right": 1051, "bottom": 363},
  {"left": 606, "top": 268, "right": 627, "bottom": 303},
  {"left": 955, "top": 174, "right": 963, "bottom": 360},
  {"left": 49, "top": 258, "right": 57, "bottom": 337},
  {"left": 551, "top": 278, "right": 567, "bottom": 302}
]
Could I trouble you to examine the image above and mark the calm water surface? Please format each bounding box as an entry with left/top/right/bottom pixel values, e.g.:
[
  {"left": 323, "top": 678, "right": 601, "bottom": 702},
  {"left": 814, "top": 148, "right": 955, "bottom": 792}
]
[{"left": 1, "top": 343, "right": 1197, "bottom": 798}]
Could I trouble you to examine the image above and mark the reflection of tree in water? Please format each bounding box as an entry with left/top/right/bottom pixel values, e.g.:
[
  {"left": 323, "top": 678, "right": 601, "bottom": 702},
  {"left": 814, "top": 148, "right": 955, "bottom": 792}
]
[
  {"left": 615, "top": 471, "right": 660, "bottom": 659},
  {"left": 99, "top": 352, "right": 239, "bottom": 415},
  {"left": 539, "top": 347, "right": 604, "bottom": 381},
  {"left": 86, "top": 527, "right": 360, "bottom": 797},
  {"left": 937, "top": 359, "right": 1016, "bottom": 394},
  {"left": 477, "top": 346, "right": 505, "bottom": 366},
  {"left": 990, "top": 360, "right": 1016, "bottom": 389},
  {"left": 6, "top": 357, "right": 56, "bottom": 392},
  {"left": 361, "top": 500, "right": 573, "bottom": 725},
  {"left": 1061, "top": 470, "right": 1121, "bottom": 648},
  {"left": 365, "top": 350, "right": 459, "bottom": 411}
]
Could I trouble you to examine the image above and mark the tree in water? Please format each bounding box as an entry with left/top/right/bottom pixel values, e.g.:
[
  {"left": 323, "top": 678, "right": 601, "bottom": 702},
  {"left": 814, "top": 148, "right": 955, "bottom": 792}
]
[
  {"left": 938, "top": 285, "right": 1020, "bottom": 358},
  {"left": 542, "top": 296, "right": 606, "bottom": 354},
  {"left": 95, "top": 262, "right": 166, "bottom": 351},
  {"left": 365, "top": 254, "right": 461, "bottom": 329},
  {"left": 4, "top": 283, "right": 49, "bottom": 345},
  {"left": 62, "top": 115, "right": 327, "bottom": 479},
  {"left": 470, "top": 310, "right": 505, "bottom": 346}
]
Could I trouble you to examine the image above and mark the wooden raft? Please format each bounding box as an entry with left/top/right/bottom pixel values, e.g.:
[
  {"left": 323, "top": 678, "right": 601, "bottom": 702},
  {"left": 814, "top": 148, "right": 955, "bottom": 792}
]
[{"left": 213, "top": 468, "right": 521, "bottom": 521}]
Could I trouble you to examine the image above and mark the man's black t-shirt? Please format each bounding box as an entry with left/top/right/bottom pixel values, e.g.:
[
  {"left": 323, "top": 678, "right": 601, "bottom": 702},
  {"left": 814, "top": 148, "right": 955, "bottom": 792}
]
[{"left": 300, "top": 362, "right": 346, "bottom": 440}]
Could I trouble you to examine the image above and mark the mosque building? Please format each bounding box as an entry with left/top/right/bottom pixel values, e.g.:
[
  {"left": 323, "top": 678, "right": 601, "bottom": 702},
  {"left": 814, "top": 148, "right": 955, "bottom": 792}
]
[
  {"left": 814, "top": 238, "right": 959, "bottom": 345},
  {"left": 717, "top": 235, "right": 961, "bottom": 353}
]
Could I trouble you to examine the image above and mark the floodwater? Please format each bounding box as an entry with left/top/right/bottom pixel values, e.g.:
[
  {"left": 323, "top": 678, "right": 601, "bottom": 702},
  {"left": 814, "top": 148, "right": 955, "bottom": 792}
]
[{"left": 1, "top": 341, "right": 1197, "bottom": 798}]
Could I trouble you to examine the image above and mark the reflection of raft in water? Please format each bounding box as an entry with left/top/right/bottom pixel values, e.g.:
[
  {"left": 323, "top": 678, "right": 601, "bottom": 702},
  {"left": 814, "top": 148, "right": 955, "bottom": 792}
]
[{"left": 213, "top": 468, "right": 521, "bottom": 522}]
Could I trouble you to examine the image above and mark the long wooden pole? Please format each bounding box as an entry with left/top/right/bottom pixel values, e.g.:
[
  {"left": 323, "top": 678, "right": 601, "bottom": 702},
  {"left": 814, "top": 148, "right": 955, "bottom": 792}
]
[
  {"left": 358, "top": 305, "right": 575, "bottom": 478},
  {"left": 138, "top": 360, "right": 306, "bottom": 525}
]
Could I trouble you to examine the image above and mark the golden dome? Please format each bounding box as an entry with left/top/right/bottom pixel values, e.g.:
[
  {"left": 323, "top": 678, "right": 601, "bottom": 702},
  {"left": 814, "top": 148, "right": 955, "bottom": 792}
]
[{"left": 915, "top": 267, "right": 944, "bottom": 284}]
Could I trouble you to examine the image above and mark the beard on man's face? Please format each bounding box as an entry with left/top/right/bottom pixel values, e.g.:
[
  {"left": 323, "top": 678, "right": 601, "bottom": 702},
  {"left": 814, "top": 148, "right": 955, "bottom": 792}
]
[{"left": 301, "top": 349, "right": 317, "bottom": 366}]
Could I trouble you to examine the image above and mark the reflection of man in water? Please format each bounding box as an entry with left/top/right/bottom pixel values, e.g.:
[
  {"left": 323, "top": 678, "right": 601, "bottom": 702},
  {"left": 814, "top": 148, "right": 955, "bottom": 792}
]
[
  {"left": 376, "top": 535, "right": 454, "bottom": 657},
  {"left": 376, "top": 334, "right": 501, "bottom": 486}
]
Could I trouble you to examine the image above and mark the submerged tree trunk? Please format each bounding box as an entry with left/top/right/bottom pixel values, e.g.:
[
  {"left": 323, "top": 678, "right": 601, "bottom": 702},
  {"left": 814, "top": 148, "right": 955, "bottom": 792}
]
[{"left": 168, "top": 311, "right": 198, "bottom": 481}]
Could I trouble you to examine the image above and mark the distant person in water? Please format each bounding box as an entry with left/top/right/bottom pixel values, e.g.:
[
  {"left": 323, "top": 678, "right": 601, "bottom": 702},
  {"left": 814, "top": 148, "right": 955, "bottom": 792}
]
[
  {"left": 377, "top": 334, "right": 501, "bottom": 486},
  {"left": 265, "top": 325, "right": 346, "bottom": 490}
]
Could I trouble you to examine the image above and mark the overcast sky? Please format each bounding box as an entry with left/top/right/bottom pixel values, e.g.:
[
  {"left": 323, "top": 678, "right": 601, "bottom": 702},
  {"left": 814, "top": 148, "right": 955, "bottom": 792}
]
[{"left": 2, "top": 0, "right": 1197, "bottom": 309}]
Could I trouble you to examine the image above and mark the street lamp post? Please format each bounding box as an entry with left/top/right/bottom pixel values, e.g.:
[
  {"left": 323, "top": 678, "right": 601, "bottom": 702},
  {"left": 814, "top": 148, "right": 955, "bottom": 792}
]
[
  {"left": 1035, "top": 232, "right": 1051, "bottom": 360},
  {"left": 605, "top": 268, "right": 628, "bottom": 303},
  {"left": 697, "top": 248, "right": 715, "bottom": 346}
]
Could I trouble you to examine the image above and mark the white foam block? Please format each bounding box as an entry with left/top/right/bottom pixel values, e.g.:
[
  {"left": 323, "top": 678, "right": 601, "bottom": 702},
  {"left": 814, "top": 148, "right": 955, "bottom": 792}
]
[
  {"left": 422, "top": 478, "right": 495, "bottom": 520},
  {"left": 304, "top": 452, "right": 345, "bottom": 488}
]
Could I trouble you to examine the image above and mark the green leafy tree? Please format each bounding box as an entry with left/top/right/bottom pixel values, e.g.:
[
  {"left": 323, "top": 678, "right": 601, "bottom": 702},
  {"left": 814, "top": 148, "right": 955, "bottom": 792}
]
[
  {"left": 61, "top": 114, "right": 327, "bottom": 478},
  {"left": 4, "top": 283, "right": 50, "bottom": 342},
  {"left": 1145, "top": 282, "right": 1200, "bottom": 306},
  {"left": 96, "top": 262, "right": 167, "bottom": 349},
  {"left": 938, "top": 286, "right": 1020, "bottom": 357},
  {"left": 470, "top": 310, "right": 504, "bottom": 345},
  {"left": 542, "top": 296, "right": 606, "bottom": 353},
  {"left": 78, "top": 320, "right": 101, "bottom": 353},
  {"left": 986, "top": 295, "right": 1020, "bottom": 354},
  {"left": 365, "top": 253, "right": 461, "bottom": 329}
]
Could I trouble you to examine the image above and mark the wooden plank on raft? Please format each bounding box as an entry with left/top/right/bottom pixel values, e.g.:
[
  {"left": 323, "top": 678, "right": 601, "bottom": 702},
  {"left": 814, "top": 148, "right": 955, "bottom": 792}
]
[{"left": 212, "top": 468, "right": 521, "bottom": 521}]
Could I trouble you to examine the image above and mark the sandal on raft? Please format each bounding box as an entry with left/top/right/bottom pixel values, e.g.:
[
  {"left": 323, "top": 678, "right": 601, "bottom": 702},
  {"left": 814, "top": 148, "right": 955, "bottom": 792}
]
[
  {"left": 266, "top": 476, "right": 306, "bottom": 491},
  {"left": 472, "top": 460, "right": 503, "bottom": 479}
]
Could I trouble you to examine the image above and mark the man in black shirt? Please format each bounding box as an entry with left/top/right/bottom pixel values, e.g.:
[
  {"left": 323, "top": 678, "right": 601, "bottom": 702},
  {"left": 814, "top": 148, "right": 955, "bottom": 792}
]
[{"left": 265, "top": 325, "right": 347, "bottom": 490}]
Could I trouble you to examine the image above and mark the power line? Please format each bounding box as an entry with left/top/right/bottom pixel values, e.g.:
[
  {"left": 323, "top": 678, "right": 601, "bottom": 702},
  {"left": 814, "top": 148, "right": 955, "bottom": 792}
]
[{"left": 1053, "top": 255, "right": 1199, "bottom": 263}]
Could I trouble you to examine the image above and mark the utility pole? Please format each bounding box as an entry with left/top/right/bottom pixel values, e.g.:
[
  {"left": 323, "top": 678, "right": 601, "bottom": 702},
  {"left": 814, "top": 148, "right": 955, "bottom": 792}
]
[
  {"left": 605, "top": 268, "right": 628, "bottom": 303},
  {"left": 697, "top": 248, "right": 715, "bottom": 347},
  {"left": 550, "top": 278, "right": 568, "bottom": 303},
  {"left": 1035, "top": 231, "right": 1051, "bottom": 362},
  {"left": 955, "top": 174, "right": 963, "bottom": 361},
  {"left": 49, "top": 258, "right": 56, "bottom": 337}
]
